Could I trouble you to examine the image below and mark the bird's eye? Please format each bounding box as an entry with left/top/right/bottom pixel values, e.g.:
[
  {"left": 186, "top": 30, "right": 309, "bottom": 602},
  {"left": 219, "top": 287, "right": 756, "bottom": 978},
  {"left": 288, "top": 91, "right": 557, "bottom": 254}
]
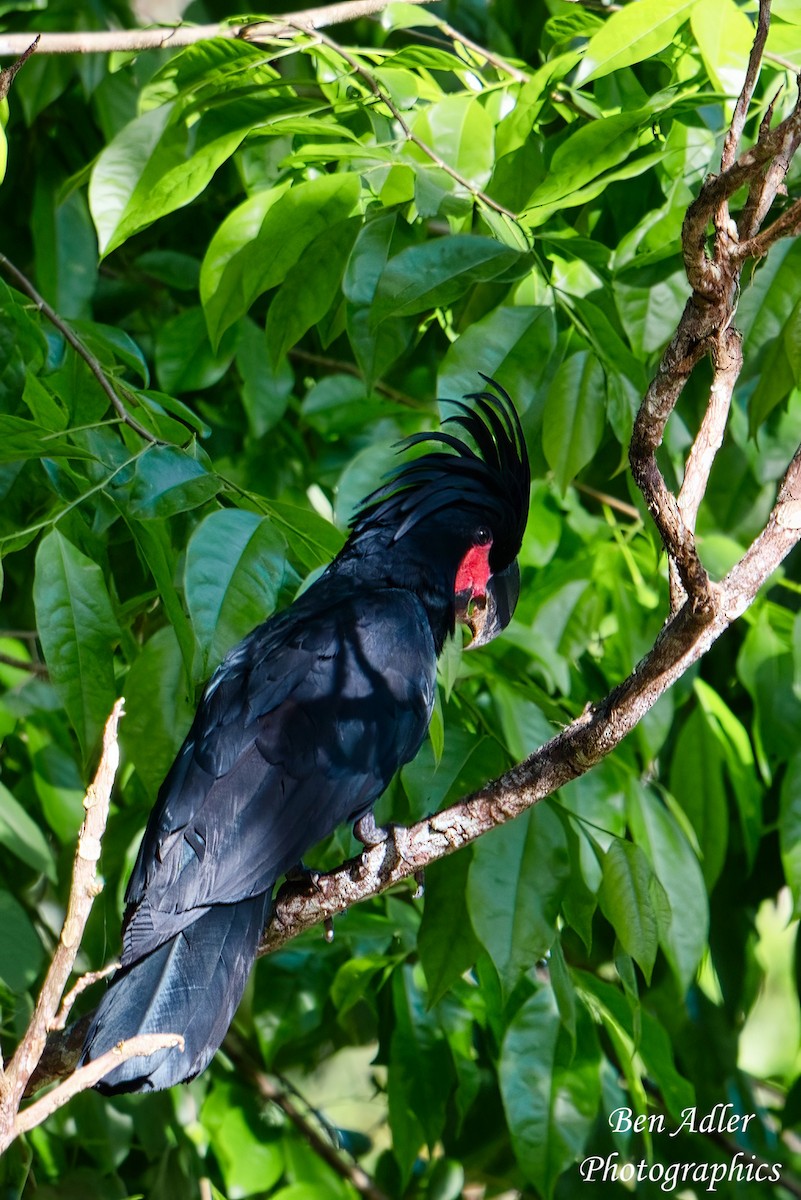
[{"left": 475, "top": 525, "right": 492, "bottom": 545}]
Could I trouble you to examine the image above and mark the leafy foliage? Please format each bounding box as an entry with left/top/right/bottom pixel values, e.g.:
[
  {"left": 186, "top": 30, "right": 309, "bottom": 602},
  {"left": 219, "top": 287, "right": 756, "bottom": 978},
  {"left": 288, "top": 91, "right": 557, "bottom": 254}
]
[{"left": 0, "top": 0, "right": 800, "bottom": 1196}]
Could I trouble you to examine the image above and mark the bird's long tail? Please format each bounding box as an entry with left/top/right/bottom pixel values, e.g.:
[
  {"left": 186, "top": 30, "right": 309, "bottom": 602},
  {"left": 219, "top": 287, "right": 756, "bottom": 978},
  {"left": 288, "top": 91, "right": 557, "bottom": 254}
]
[{"left": 81, "top": 893, "right": 271, "bottom": 1093}]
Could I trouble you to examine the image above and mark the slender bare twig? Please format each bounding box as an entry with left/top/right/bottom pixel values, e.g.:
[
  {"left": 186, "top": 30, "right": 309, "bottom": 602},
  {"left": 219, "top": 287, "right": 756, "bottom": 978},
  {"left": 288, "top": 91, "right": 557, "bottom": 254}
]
[
  {"left": 289, "top": 347, "right": 422, "bottom": 407},
  {"left": 0, "top": 703, "right": 132, "bottom": 1149},
  {"left": 575, "top": 482, "right": 641, "bottom": 522},
  {"left": 732, "top": 194, "right": 801, "bottom": 259},
  {"left": 0, "top": 707, "right": 186, "bottom": 1147},
  {"left": 0, "top": 651, "right": 48, "bottom": 676},
  {"left": 435, "top": 16, "right": 529, "bottom": 83},
  {"left": 0, "top": 0, "right": 436, "bottom": 56},
  {"left": 714, "top": 0, "right": 771, "bottom": 260},
  {"left": 0, "top": 34, "right": 38, "bottom": 98},
  {"left": 50, "top": 963, "right": 120, "bottom": 1033},
  {"left": 671, "top": 326, "right": 742, "bottom": 607},
  {"left": 227, "top": 1038, "right": 391, "bottom": 1200},
  {"left": 0, "top": 255, "right": 158, "bottom": 443},
  {"left": 721, "top": 0, "right": 770, "bottom": 173},
  {"left": 290, "top": 22, "right": 520, "bottom": 223},
  {"left": 8, "top": 1034, "right": 184, "bottom": 1146}
]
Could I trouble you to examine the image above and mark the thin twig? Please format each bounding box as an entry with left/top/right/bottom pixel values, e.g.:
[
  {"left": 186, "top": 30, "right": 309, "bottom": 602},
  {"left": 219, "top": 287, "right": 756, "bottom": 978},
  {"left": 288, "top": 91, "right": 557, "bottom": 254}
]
[
  {"left": 575, "top": 482, "right": 641, "bottom": 522},
  {"left": 289, "top": 347, "right": 422, "bottom": 407},
  {"left": 435, "top": 16, "right": 529, "bottom": 83},
  {"left": 50, "top": 962, "right": 120, "bottom": 1033},
  {"left": 8, "top": 1034, "right": 183, "bottom": 1147},
  {"left": 0, "top": 651, "right": 48, "bottom": 677},
  {"left": 0, "top": 701, "right": 124, "bottom": 1145},
  {"left": 0, "top": 255, "right": 158, "bottom": 443},
  {"left": 0, "top": 35, "right": 38, "bottom": 99},
  {"left": 714, "top": 0, "right": 771, "bottom": 259},
  {"left": 0, "top": 0, "right": 436, "bottom": 56},
  {"left": 721, "top": 0, "right": 770, "bottom": 172},
  {"left": 227, "top": 1037, "right": 391, "bottom": 1200},
  {"left": 291, "top": 22, "right": 520, "bottom": 224},
  {"left": 671, "top": 326, "right": 742, "bottom": 608},
  {"left": 732, "top": 194, "right": 801, "bottom": 259}
]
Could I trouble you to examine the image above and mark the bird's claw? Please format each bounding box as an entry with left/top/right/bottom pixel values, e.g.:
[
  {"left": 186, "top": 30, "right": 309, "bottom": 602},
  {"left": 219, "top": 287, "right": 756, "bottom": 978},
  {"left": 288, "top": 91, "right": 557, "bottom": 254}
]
[
  {"left": 353, "top": 811, "right": 389, "bottom": 848},
  {"left": 285, "top": 861, "right": 321, "bottom": 890}
]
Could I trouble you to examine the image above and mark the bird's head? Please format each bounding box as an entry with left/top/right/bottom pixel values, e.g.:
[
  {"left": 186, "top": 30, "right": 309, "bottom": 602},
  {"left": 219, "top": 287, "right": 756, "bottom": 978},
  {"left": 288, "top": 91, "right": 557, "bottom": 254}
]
[{"left": 343, "top": 378, "right": 530, "bottom": 651}]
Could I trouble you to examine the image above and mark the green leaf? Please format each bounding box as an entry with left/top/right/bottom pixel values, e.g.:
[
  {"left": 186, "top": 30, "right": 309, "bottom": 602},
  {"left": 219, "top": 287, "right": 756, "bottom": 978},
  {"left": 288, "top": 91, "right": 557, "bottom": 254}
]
[
  {"left": 691, "top": 0, "right": 755, "bottom": 99},
  {"left": 668, "top": 708, "right": 728, "bottom": 888},
  {"left": 126, "top": 516, "right": 196, "bottom": 682},
  {"left": 542, "top": 351, "right": 606, "bottom": 492},
  {"left": 372, "top": 236, "right": 525, "bottom": 324},
  {"left": 32, "top": 741, "right": 85, "bottom": 844},
  {"left": 201, "top": 173, "right": 361, "bottom": 348},
  {"left": 626, "top": 782, "right": 708, "bottom": 990},
  {"left": 0, "top": 779, "right": 56, "bottom": 881},
  {"left": 575, "top": 0, "right": 698, "bottom": 84},
  {"left": 598, "top": 839, "right": 667, "bottom": 982},
  {"left": 184, "top": 508, "right": 287, "bottom": 678},
  {"left": 0, "top": 889, "right": 44, "bottom": 993},
  {"left": 613, "top": 266, "right": 688, "bottom": 358},
  {"left": 236, "top": 319, "right": 294, "bottom": 437},
  {"left": 265, "top": 216, "right": 360, "bottom": 365},
  {"left": 262, "top": 499, "right": 343, "bottom": 571},
  {"left": 438, "top": 306, "right": 557, "bottom": 412},
  {"left": 389, "top": 964, "right": 454, "bottom": 1182},
  {"left": 0, "top": 415, "right": 95, "bottom": 463},
  {"left": 202, "top": 1081, "right": 284, "bottom": 1196},
  {"left": 33, "top": 531, "right": 120, "bottom": 762},
  {"left": 90, "top": 98, "right": 273, "bottom": 256},
  {"left": 525, "top": 111, "right": 646, "bottom": 210},
  {"left": 121, "top": 626, "right": 194, "bottom": 799},
  {"left": 418, "top": 850, "right": 483, "bottom": 1006},
  {"left": 499, "top": 986, "right": 601, "bottom": 1196},
  {"left": 780, "top": 752, "right": 801, "bottom": 916},
  {"left": 155, "top": 307, "right": 238, "bottom": 394},
  {"left": 467, "top": 803, "right": 570, "bottom": 998},
  {"left": 408, "top": 95, "right": 495, "bottom": 188},
  {"left": 693, "top": 678, "right": 762, "bottom": 868},
  {"left": 127, "top": 445, "right": 219, "bottom": 520}
]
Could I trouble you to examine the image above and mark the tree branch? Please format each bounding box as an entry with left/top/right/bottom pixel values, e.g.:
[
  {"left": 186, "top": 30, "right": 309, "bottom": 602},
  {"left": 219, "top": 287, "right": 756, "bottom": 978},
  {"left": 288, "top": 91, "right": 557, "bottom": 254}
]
[
  {"left": 0, "top": 702, "right": 124, "bottom": 1150},
  {"left": 0, "top": 255, "right": 159, "bottom": 443},
  {"left": 629, "top": 0, "right": 801, "bottom": 613},
  {"left": 227, "top": 1038, "right": 392, "bottom": 1200},
  {"left": 0, "top": 0, "right": 436, "bottom": 57},
  {"left": 289, "top": 22, "right": 521, "bottom": 223},
  {"left": 7, "top": 1034, "right": 184, "bottom": 1148}
]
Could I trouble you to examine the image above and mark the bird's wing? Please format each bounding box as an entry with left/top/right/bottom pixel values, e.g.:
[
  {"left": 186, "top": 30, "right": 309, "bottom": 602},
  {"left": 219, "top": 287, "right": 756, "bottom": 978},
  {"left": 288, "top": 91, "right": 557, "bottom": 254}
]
[{"left": 121, "top": 584, "right": 435, "bottom": 963}]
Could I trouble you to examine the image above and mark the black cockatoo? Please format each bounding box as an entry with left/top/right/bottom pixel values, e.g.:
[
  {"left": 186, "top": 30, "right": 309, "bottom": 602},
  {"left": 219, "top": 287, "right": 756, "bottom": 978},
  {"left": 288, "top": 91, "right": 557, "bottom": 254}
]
[{"left": 81, "top": 379, "right": 530, "bottom": 1092}]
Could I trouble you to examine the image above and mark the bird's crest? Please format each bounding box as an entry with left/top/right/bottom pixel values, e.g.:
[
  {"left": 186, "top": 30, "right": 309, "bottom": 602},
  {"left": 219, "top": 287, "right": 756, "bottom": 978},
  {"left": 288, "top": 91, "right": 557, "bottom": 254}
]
[{"left": 350, "top": 377, "right": 530, "bottom": 570}]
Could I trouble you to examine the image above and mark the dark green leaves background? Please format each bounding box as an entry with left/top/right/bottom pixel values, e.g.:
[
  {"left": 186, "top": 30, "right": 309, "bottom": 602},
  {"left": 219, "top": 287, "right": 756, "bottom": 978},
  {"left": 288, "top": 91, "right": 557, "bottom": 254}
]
[{"left": 0, "top": 0, "right": 800, "bottom": 1196}]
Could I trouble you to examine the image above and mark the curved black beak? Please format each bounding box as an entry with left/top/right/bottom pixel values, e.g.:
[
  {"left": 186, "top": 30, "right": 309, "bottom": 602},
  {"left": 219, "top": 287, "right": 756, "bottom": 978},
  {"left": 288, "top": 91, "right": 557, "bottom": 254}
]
[{"left": 459, "top": 559, "right": 520, "bottom": 650}]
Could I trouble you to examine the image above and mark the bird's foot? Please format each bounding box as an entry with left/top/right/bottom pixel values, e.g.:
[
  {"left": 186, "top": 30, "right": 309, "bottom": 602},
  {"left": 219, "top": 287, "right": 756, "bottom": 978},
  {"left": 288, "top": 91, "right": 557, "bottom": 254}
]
[
  {"left": 353, "top": 811, "right": 390, "bottom": 848},
  {"left": 284, "top": 861, "right": 321, "bottom": 890}
]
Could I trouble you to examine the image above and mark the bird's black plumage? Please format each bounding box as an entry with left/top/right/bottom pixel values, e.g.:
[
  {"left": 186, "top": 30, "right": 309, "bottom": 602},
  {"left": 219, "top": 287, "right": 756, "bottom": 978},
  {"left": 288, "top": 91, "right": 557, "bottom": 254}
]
[{"left": 81, "top": 379, "right": 530, "bottom": 1092}]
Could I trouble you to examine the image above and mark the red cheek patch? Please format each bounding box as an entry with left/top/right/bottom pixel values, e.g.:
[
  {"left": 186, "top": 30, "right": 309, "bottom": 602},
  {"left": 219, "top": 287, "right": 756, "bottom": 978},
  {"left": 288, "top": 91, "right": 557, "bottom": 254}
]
[{"left": 455, "top": 542, "right": 493, "bottom": 597}]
